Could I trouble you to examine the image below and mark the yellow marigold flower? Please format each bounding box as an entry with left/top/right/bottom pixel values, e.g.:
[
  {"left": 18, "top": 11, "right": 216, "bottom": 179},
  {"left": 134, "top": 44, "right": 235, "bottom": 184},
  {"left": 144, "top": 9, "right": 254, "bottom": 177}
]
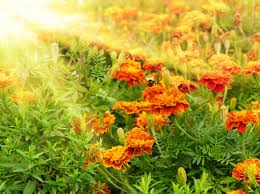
[
  {"left": 136, "top": 112, "right": 166, "bottom": 130},
  {"left": 227, "top": 189, "right": 247, "bottom": 194},
  {"left": 10, "top": 91, "right": 35, "bottom": 103},
  {"left": 232, "top": 159, "right": 260, "bottom": 185},
  {"left": 113, "top": 60, "right": 145, "bottom": 87},
  {"left": 101, "top": 146, "right": 132, "bottom": 171},
  {"left": 125, "top": 127, "right": 155, "bottom": 156}
]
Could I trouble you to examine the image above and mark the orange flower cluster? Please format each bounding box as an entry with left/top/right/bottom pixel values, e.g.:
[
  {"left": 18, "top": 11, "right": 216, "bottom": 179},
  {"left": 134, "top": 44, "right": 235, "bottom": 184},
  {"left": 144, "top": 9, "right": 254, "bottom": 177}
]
[
  {"left": 113, "top": 60, "right": 145, "bottom": 87},
  {"left": 125, "top": 127, "right": 155, "bottom": 156},
  {"left": 227, "top": 189, "right": 247, "bottom": 194},
  {"left": 10, "top": 91, "right": 36, "bottom": 103},
  {"left": 71, "top": 113, "right": 115, "bottom": 136},
  {"left": 166, "top": 1, "right": 190, "bottom": 15},
  {"left": 101, "top": 146, "right": 132, "bottom": 171},
  {"left": 142, "top": 84, "right": 189, "bottom": 117},
  {"left": 225, "top": 110, "right": 257, "bottom": 133},
  {"left": 136, "top": 112, "right": 166, "bottom": 130},
  {"left": 243, "top": 61, "right": 260, "bottom": 76},
  {"left": 199, "top": 71, "right": 233, "bottom": 93},
  {"left": 169, "top": 75, "right": 198, "bottom": 93},
  {"left": 232, "top": 159, "right": 260, "bottom": 185}
]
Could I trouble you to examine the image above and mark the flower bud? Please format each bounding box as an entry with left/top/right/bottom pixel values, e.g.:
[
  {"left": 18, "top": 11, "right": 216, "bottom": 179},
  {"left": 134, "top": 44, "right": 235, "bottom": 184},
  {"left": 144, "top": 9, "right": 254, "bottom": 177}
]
[
  {"left": 117, "top": 128, "right": 125, "bottom": 143},
  {"left": 220, "top": 105, "right": 228, "bottom": 121},
  {"left": 230, "top": 97, "right": 237, "bottom": 111},
  {"left": 177, "top": 167, "right": 187, "bottom": 186}
]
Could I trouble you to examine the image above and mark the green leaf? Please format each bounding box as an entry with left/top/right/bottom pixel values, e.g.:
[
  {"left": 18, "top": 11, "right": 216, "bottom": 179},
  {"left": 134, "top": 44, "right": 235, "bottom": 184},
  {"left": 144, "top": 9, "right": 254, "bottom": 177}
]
[{"left": 23, "top": 181, "right": 36, "bottom": 194}]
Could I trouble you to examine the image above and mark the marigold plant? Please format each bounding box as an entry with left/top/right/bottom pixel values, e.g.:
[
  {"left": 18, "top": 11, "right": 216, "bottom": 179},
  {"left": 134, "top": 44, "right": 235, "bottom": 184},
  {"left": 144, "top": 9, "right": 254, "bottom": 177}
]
[{"left": 243, "top": 61, "right": 260, "bottom": 76}]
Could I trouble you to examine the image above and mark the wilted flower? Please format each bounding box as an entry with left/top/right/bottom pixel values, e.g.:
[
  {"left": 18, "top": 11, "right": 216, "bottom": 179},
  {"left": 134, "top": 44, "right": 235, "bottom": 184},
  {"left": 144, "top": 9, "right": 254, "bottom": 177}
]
[
  {"left": 113, "top": 60, "right": 145, "bottom": 87},
  {"left": 232, "top": 159, "right": 260, "bottom": 185},
  {"left": 227, "top": 189, "right": 247, "bottom": 194},
  {"left": 225, "top": 110, "right": 257, "bottom": 133},
  {"left": 10, "top": 91, "right": 36, "bottom": 103},
  {"left": 243, "top": 61, "right": 260, "bottom": 76},
  {"left": 101, "top": 146, "right": 132, "bottom": 171},
  {"left": 125, "top": 127, "right": 155, "bottom": 156},
  {"left": 136, "top": 112, "right": 166, "bottom": 130},
  {"left": 199, "top": 71, "right": 233, "bottom": 93}
]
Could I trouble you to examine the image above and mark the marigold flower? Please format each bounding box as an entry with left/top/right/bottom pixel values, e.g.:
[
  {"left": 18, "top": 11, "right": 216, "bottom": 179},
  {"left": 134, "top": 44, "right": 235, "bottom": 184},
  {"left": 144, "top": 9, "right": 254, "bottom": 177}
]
[
  {"left": 83, "top": 144, "right": 101, "bottom": 169},
  {"left": 225, "top": 110, "right": 257, "bottom": 133},
  {"left": 142, "top": 84, "right": 189, "bottom": 117},
  {"left": 0, "top": 71, "right": 14, "bottom": 88},
  {"left": 243, "top": 61, "right": 260, "bottom": 75},
  {"left": 143, "top": 58, "right": 164, "bottom": 71},
  {"left": 251, "top": 101, "right": 260, "bottom": 124},
  {"left": 10, "top": 91, "right": 36, "bottom": 103},
  {"left": 227, "top": 189, "right": 247, "bottom": 194},
  {"left": 251, "top": 33, "right": 260, "bottom": 43},
  {"left": 166, "top": 1, "right": 190, "bottom": 15},
  {"left": 246, "top": 49, "right": 258, "bottom": 61},
  {"left": 113, "top": 60, "right": 145, "bottom": 87},
  {"left": 92, "top": 183, "right": 111, "bottom": 194},
  {"left": 208, "top": 54, "right": 232, "bottom": 66},
  {"left": 199, "top": 71, "right": 233, "bottom": 93},
  {"left": 211, "top": 60, "right": 241, "bottom": 75},
  {"left": 232, "top": 159, "right": 260, "bottom": 185},
  {"left": 89, "top": 113, "right": 115, "bottom": 136},
  {"left": 101, "top": 146, "right": 132, "bottom": 171},
  {"left": 125, "top": 127, "right": 155, "bottom": 156},
  {"left": 170, "top": 75, "right": 198, "bottom": 93},
  {"left": 112, "top": 101, "right": 152, "bottom": 115},
  {"left": 136, "top": 112, "right": 166, "bottom": 130}
]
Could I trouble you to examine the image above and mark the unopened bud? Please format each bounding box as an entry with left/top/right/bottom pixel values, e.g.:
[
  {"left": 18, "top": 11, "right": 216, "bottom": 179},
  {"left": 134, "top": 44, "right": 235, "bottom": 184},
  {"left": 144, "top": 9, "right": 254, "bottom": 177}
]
[
  {"left": 230, "top": 97, "right": 237, "bottom": 111},
  {"left": 117, "top": 128, "right": 125, "bottom": 143},
  {"left": 220, "top": 105, "right": 228, "bottom": 121},
  {"left": 177, "top": 167, "right": 187, "bottom": 186},
  {"left": 224, "top": 39, "right": 230, "bottom": 54},
  {"left": 214, "top": 41, "right": 221, "bottom": 54}
]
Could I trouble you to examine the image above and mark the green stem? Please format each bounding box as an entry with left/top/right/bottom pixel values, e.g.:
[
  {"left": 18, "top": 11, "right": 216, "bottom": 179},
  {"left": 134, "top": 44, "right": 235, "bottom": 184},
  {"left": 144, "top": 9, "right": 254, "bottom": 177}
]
[
  {"left": 241, "top": 133, "right": 247, "bottom": 159},
  {"left": 222, "top": 86, "right": 228, "bottom": 105},
  {"left": 174, "top": 119, "right": 198, "bottom": 142}
]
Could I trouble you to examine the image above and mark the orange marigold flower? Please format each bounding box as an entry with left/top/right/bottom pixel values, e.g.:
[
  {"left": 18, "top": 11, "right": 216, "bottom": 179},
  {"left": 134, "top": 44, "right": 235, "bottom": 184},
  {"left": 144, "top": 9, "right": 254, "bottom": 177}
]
[
  {"left": 252, "top": 101, "right": 260, "bottom": 124},
  {"left": 92, "top": 183, "right": 111, "bottom": 194},
  {"left": 243, "top": 61, "right": 260, "bottom": 75},
  {"left": 170, "top": 75, "right": 198, "bottom": 93},
  {"left": 113, "top": 60, "right": 145, "bottom": 87},
  {"left": 232, "top": 159, "right": 260, "bottom": 185},
  {"left": 112, "top": 101, "right": 152, "bottom": 115},
  {"left": 142, "top": 84, "right": 189, "bottom": 117},
  {"left": 89, "top": 113, "right": 115, "bottom": 136},
  {"left": 136, "top": 112, "right": 166, "bottom": 130},
  {"left": 125, "top": 127, "right": 155, "bottom": 156},
  {"left": 83, "top": 144, "right": 101, "bottom": 169},
  {"left": 246, "top": 49, "right": 258, "bottom": 61},
  {"left": 166, "top": 1, "right": 190, "bottom": 15},
  {"left": 101, "top": 146, "right": 132, "bottom": 171},
  {"left": 225, "top": 110, "right": 257, "bottom": 133},
  {"left": 0, "top": 71, "right": 14, "bottom": 88},
  {"left": 227, "top": 189, "right": 247, "bottom": 194},
  {"left": 143, "top": 58, "right": 164, "bottom": 71},
  {"left": 214, "top": 61, "right": 241, "bottom": 75},
  {"left": 10, "top": 91, "right": 36, "bottom": 103},
  {"left": 251, "top": 33, "right": 260, "bottom": 43},
  {"left": 199, "top": 71, "right": 233, "bottom": 93}
]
